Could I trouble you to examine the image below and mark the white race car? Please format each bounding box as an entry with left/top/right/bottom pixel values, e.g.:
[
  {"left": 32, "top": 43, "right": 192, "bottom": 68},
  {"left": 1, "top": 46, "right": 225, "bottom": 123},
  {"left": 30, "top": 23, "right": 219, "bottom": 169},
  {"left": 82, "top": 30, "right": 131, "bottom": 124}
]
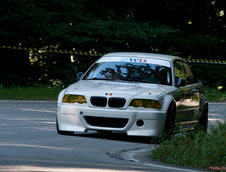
[{"left": 56, "top": 52, "right": 208, "bottom": 137}]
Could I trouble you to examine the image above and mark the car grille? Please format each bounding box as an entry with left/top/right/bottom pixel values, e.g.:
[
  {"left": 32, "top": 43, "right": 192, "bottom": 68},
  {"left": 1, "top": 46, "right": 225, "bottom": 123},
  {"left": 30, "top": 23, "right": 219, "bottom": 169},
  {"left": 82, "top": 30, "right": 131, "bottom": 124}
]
[
  {"left": 90, "top": 96, "right": 107, "bottom": 107},
  {"left": 108, "top": 97, "right": 126, "bottom": 108},
  {"left": 84, "top": 116, "right": 129, "bottom": 128},
  {"left": 90, "top": 96, "right": 126, "bottom": 108}
]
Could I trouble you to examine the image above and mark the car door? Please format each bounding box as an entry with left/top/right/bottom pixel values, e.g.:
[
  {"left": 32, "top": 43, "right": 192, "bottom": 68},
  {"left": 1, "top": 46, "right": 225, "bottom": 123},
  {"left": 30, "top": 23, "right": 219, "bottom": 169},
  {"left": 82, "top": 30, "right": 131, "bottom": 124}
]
[
  {"left": 174, "top": 60, "right": 200, "bottom": 130},
  {"left": 183, "top": 62, "right": 201, "bottom": 121}
]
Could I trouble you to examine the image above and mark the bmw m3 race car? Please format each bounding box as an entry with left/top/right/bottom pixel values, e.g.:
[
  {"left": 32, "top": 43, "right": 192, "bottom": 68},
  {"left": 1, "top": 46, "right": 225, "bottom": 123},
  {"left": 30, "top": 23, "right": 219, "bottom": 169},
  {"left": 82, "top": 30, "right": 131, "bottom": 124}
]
[{"left": 56, "top": 52, "right": 208, "bottom": 137}]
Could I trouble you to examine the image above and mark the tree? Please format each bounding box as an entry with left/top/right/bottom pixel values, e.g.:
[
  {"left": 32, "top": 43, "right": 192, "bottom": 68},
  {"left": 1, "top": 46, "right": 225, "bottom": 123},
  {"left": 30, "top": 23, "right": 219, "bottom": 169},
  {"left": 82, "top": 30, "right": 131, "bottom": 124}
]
[{"left": 0, "top": 0, "right": 225, "bottom": 87}]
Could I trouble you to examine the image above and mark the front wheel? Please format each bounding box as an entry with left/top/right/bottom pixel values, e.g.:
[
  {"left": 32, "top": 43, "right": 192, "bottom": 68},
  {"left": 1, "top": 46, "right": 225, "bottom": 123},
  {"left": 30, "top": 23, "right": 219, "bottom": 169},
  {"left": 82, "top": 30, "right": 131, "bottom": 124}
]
[
  {"left": 163, "top": 102, "right": 176, "bottom": 137},
  {"left": 195, "top": 104, "right": 208, "bottom": 132}
]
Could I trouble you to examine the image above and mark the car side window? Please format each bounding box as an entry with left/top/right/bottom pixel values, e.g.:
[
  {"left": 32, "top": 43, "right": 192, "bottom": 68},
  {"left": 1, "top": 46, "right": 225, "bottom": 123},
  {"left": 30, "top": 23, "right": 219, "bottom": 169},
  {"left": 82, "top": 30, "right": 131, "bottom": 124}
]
[
  {"left": 174, "top": 61, "right": 189, "bottom": 85},
  {"left": 183, "top": 62, "right": 198, "bottom": 84},
  {"left": 174, "top": 60, "right": 198, "bottom": 86}
]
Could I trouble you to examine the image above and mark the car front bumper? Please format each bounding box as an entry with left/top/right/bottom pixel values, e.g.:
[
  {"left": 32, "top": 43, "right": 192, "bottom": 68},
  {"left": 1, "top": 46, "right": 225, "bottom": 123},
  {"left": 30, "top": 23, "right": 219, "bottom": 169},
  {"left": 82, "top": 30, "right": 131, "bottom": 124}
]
[{"left": 57, "top": 103, "right": 167, "bottom": 137}]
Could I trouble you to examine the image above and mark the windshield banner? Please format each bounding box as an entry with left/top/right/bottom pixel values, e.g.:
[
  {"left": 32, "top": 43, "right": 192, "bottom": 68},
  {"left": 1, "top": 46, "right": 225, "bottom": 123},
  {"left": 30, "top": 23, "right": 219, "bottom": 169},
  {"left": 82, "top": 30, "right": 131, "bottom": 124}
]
[{"left": 97, "top": 57, "right": 171, "bottom": 67}]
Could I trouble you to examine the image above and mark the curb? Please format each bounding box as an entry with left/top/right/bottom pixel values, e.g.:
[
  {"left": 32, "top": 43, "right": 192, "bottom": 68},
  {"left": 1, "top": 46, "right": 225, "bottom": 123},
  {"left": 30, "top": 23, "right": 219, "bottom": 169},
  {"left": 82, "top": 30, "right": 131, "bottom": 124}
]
[{"left": 121, "top": 147, "right": 209, "bottom": 172}]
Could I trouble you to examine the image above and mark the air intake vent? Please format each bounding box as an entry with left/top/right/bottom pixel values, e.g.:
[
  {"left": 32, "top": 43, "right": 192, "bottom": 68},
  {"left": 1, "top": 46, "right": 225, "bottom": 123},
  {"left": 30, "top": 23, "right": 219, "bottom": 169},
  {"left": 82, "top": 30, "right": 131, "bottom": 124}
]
[{"left": 84, "top": 116, "right": 129, "bottom": 128}]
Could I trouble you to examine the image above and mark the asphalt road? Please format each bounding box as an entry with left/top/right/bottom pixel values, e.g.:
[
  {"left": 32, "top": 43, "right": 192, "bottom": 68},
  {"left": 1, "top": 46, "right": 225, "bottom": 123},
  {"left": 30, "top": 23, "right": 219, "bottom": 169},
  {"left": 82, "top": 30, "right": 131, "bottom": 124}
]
[{"left": 0, "top": 100, "right": 225, "bottom": 172}]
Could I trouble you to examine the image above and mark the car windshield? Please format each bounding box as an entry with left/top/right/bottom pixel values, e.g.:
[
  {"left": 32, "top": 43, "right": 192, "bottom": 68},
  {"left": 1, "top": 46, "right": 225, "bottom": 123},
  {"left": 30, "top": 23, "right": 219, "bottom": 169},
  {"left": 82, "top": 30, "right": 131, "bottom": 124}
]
[{"left": 83, "top": 61, "right": 172, "bottom": 86}]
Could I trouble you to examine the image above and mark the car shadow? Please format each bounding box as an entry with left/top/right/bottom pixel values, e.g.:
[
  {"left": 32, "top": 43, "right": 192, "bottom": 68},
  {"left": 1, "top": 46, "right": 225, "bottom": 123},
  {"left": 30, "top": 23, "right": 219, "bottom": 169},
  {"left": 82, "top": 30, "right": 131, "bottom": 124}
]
[{"left": 74, "top": 131, "right": 160, "bottom": 144}]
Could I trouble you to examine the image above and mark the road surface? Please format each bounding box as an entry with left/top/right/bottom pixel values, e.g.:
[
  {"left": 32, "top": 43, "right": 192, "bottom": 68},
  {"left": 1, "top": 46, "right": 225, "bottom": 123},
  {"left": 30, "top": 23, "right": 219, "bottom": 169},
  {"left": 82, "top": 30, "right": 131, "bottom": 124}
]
[{"left": 0, "top": 100, "right": 225, "bottom": 172}]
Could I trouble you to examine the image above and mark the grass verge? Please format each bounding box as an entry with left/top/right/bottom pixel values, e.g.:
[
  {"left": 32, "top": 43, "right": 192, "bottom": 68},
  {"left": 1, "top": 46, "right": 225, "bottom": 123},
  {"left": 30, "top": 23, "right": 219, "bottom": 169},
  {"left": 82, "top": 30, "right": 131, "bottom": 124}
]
[
  {"left": 205, "top": 87, "right": 226, "bottom": 102},
  {"left": 150, "top": 123, "right": 226, "bottom": 170},
  {"left": 0, "top": 86, "right": 63, "bottom": 100},
  {"left": 0, "top": 86, "right": 226, "bottom": 101}
]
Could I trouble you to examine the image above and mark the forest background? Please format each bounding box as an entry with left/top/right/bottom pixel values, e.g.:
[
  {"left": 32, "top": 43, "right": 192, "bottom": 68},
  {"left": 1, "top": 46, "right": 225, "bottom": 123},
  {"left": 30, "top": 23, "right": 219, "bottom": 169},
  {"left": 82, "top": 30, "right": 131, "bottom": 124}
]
[{"left": 0, "top": 0, "right": 225, "bottom": 90}]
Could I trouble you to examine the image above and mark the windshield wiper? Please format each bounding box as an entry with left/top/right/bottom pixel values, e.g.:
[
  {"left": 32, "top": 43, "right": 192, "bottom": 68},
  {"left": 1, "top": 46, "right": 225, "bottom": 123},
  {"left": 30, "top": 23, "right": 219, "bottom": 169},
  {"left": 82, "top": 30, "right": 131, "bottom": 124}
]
[
  {"left": 125, "top": 79, "right": 157, "bottom": 84},
  {"left": 87, "top": 78, "right": 111, "bottom": 80},
  {"left": 87, "top": 78, "right": 157, "bottom": 84},
  {"left": 87, "top": 78, "right": 126, "bottom": 82}
]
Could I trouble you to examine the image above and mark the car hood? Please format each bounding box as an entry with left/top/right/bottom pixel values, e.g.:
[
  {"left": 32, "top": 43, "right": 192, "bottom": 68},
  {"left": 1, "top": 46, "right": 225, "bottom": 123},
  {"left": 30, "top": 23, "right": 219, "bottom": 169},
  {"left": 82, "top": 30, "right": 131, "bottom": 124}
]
[{"left": 64, "top": 80, "right": 175, "bottom": 100}]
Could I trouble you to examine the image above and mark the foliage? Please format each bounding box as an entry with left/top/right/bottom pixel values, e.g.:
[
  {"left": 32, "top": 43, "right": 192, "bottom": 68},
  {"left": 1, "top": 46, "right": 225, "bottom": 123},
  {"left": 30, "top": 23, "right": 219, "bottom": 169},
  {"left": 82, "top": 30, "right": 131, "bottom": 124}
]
[
  {"left": 191, "top": 63, "right": 226, "bottom": 89},
  {"left": 29, "top": 52, "right": 78, "bottom": 87},
  {"left": 204, "top": 87, "right": 226, "bottom": 102},
  {"left": 151, "top": 123, "right": 226, "bottom": 169},
  {"left": 0, "top": 0, "right": 226, "bottom": 87}
]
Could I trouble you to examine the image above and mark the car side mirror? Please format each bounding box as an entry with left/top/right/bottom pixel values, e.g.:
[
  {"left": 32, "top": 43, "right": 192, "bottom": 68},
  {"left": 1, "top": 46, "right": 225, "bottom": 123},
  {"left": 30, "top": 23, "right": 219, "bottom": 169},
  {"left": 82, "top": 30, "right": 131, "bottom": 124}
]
[
  {"left": 76, "top": 72, "right": 84, "bottom": 80},
  {"left": 176, "top": 77, "right": 186, "bottom": 87}
]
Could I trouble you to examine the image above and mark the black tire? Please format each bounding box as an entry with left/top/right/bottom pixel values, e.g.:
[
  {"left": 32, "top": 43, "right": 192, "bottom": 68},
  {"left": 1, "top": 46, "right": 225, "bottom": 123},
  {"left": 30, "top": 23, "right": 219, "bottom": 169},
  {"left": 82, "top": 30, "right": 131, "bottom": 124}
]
[
  {"left": 56, "top": 118, "right": 74, "bottom": 135},
  {"left": 163, "top": 102, "right": 176, "bottom": 137},
  {"left": 195, "top": 104, "right": 208, "bottom": 132}
]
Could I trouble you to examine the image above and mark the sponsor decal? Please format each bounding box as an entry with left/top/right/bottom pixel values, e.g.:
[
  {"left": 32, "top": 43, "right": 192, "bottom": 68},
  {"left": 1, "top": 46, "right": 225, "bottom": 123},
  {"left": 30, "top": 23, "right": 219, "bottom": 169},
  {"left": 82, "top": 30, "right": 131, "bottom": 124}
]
[
  {"left": 105, "top": 93, "right": 112, "bottom": 96},
  {"left": 98, "top": 57, "right": 147, "bottom": 63},
  {"left": 128, "top": 58, "right": 147, "bottom": 63},
  {"left": 97, "top": 57, "right": 171, "bottom": 67},
  {"left": 209, "top": 166, "right": 226, "bottom": 170}
]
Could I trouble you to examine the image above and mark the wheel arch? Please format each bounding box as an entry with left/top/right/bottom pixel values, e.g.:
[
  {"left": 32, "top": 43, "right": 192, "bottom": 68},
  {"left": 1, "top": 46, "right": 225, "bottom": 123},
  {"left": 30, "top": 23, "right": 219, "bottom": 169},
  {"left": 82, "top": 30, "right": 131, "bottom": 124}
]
[
  {"left": 57, "top": 89, "right": 66, "bottom": 104},
  {"left": 159, "top": 94, "right": 177, "bottom": 111}
]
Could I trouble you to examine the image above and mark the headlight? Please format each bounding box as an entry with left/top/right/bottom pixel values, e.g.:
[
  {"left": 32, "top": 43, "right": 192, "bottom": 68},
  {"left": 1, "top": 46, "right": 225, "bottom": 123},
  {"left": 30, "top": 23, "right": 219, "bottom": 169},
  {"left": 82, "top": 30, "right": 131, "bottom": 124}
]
[
  {"left": 62, "top": 94, "right": 87, "bottom": 104},
  {"left": 129, "top": 99, "right": 161, "bottom": 109}
]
